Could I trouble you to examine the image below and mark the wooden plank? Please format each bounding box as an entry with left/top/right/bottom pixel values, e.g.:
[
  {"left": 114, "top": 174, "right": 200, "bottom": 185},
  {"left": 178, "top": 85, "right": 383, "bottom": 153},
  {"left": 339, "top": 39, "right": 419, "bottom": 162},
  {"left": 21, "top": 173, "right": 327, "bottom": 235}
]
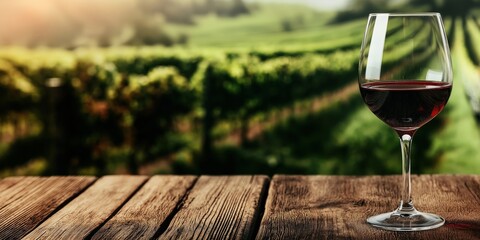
[
  {"left": 0, "top": 176, "right": 25, "bottom": 192},
  {"left": 159, "top": 175, "right": 269, "bottom": 240},
  {"left": 0, "top": 176, "right": 96, "bottom": 239},
  {"left": 256, "top": 175, "right": 480, "bottom": 240},
  {"left": 91, "top": 175, "right": 197, "bottom": 240},
  {"left": 23, "top": 175, "right": 148, "bottom": 240}
]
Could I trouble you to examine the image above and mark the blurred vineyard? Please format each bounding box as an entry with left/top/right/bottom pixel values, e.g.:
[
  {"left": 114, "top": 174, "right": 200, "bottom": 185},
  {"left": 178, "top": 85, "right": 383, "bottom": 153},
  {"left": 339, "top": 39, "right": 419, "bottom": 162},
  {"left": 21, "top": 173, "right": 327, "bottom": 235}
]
[{"left": 1, "top": 1, "right": 480, "bottom": 176}]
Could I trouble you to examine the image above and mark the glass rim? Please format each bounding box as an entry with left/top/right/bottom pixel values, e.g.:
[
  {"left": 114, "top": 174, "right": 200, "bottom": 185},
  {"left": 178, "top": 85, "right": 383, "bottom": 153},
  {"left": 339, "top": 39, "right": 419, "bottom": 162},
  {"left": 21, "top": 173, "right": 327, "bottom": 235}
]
[{"left": 368, "top": 12, "right": 441, "bottom": 17}]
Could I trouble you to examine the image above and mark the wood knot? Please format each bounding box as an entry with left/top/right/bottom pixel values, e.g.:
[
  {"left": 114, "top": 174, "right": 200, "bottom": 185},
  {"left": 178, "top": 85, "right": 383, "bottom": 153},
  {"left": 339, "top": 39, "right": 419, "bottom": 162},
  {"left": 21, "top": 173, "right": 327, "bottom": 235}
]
[{"left": 353, "top": 199, "right": 366, "bottom": 206}]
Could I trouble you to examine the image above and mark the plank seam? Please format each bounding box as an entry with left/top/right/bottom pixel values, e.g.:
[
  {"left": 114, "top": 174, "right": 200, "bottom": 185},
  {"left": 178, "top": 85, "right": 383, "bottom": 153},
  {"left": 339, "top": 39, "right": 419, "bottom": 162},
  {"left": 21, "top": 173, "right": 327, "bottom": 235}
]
[
  {"left": 150, "top": 176, "right": 199, "bottom": 240},
  {"left": 251, "top": 176, "right": 271, "bottom": 240},
  {"left": 20, "top": 177, "right": 99, "bottom": 239},
  {"left": 85, "top": 176, "right": 151, "bottom": 240}
]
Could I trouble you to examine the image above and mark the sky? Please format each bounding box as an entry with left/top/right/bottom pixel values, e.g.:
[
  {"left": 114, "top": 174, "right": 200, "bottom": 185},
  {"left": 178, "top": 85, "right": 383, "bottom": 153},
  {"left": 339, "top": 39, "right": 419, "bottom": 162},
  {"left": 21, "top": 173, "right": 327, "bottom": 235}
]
[
  {"left": 245, "top": 0, "right": 351, "bottom": 10},
  {"left": 0, "top": 0, "right": 138, "bottom": 46}
]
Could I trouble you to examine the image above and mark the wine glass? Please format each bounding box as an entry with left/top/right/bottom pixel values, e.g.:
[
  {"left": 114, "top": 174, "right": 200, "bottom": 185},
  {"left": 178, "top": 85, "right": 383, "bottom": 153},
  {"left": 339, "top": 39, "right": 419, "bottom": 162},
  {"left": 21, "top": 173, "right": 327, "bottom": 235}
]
[{"left": 358, "top": 13, "right": 452, "bottom": 231}]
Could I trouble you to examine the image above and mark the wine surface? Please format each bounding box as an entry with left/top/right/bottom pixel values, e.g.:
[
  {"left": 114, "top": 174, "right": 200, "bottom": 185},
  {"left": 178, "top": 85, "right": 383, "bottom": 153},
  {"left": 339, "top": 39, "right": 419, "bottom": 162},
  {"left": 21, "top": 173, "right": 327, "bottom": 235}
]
[{"left": 360, "top": 80, "right": 452, "bottom": 134}]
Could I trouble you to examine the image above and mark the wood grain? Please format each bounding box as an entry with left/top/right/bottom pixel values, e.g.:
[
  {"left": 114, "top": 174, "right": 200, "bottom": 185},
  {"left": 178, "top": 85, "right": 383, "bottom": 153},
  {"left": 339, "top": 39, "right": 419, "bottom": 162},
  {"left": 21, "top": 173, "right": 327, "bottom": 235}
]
[
  {"left": 0, "top": 177, "right": 51, "bottom": 209},
  {"left": 159, "top": 175, "right": 269, "bottom": 240},
  {"left": 23, "top": 175, "right": 147, "bottom": 240},
  {"left": 0, "top": 176, "right": 95, "bottom": 239},
  {"left": 256, "top": 175, "right": 480, "bottom": 240},
  {"left": 91, "top": 175, "right": 197, "bottom": 240},
  {"left": 0, "top": 176, "right": 24, "bottom": 192}
]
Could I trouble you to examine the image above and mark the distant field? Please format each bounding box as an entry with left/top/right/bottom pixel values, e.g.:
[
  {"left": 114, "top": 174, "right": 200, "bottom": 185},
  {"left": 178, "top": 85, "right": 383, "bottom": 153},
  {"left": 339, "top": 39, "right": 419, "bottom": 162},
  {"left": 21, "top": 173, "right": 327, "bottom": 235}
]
[{"left": 166, "top": 4, "right": 364, "bottom": 49}]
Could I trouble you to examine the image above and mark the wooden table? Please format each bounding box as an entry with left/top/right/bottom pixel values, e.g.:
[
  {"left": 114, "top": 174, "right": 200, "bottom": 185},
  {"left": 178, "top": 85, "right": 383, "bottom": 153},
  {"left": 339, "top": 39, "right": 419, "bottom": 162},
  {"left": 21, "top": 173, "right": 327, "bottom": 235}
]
[{"left": 0, "top": 175, "right": 479, "bottom": 239}]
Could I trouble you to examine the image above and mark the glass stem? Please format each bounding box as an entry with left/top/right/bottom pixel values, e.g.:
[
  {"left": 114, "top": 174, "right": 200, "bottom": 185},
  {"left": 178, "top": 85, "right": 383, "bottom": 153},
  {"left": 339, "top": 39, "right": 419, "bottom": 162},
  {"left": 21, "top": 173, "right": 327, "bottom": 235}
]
[{"left": 398, "top": 134, "right": 415, "bottom": 214}]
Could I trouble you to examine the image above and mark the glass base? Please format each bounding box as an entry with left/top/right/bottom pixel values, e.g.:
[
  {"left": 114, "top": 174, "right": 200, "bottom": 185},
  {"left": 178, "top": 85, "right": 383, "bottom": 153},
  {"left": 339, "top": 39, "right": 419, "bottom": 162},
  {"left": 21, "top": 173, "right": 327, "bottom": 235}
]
[{"left": 367, "top": 209, "right": 445, "bottom": 231}]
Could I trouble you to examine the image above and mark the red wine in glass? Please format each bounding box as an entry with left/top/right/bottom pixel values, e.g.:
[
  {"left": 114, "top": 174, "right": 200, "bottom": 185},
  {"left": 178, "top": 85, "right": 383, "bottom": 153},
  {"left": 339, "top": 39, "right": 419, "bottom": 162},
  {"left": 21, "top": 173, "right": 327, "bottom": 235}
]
[{"left": 360, "top": 80, "right": 452, "bottom": 136}]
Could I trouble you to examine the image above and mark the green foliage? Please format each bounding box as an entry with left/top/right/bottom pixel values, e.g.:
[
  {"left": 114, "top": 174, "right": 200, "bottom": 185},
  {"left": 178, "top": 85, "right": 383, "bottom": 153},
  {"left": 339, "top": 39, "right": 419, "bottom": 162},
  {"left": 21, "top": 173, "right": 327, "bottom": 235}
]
[
  {"left": 0, "top": 44, "right": 363, "bottom": 174},
  {"left": 452, "top": 19, "right": 480, "bottom": 114},
  {"left": 425, "top": 18, "right": 480, "bottom": 173},
  {"left": 0, "top": 47, "right": 203, "bottom": 174},
  {"left": 438, "top": 0, "right": 480, "bottom": 17},
  {"left": 128, "top": 66, "right": 196, "bottom": 148},
  {"left": 205, "top": 51, "right": 357, "bottom": 120},
  {"left": 0, "top": 60, "right": 37, "bottom": 116},
  {"left": 464, "top": 17, "right": 480, "bottom": 65},
  {"left": 102, "top": 47, "right": 204, "bottom": 79}
]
